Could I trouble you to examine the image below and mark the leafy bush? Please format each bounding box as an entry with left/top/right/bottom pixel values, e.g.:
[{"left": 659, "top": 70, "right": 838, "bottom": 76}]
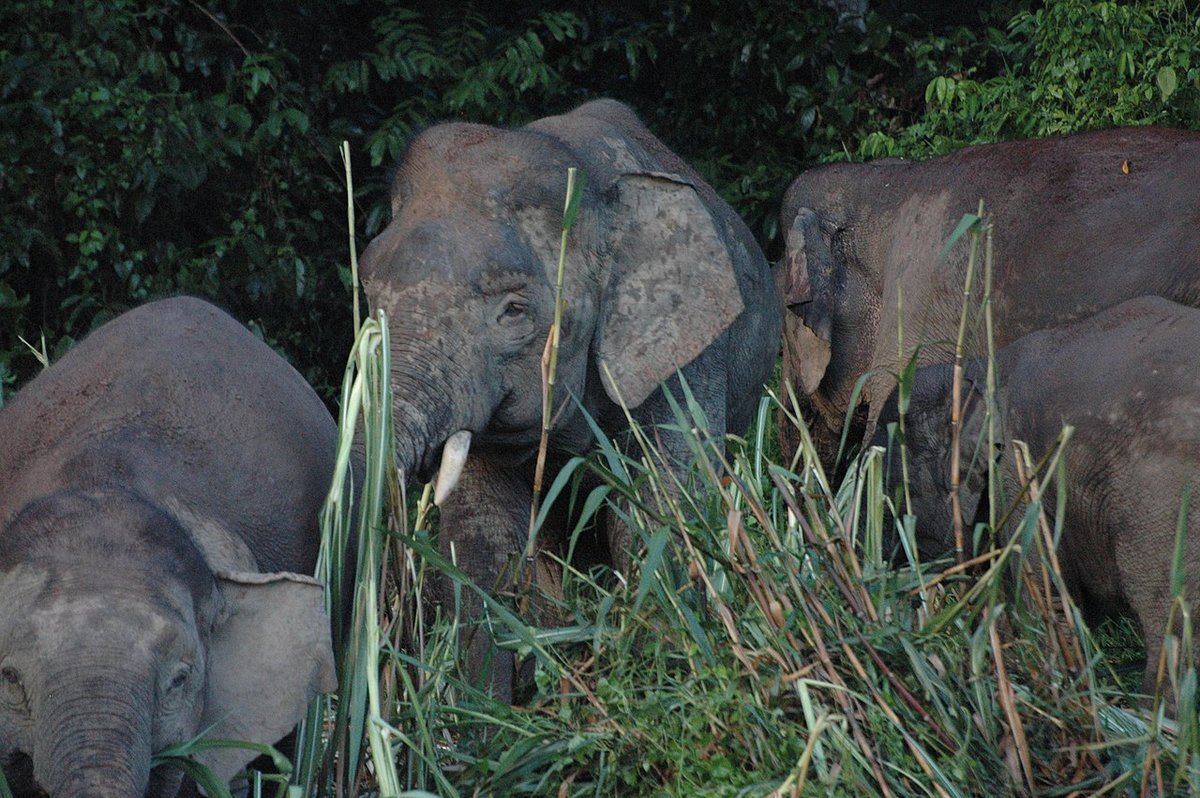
[
  {"left": 0, "top": 0, "right": 352, "bottom": 398},
  {"left": 1, "top": 0, "right": 917, "bottom": 403},
  {"left": 860, "top": 0, "right": 1200, "bottom": 159}
]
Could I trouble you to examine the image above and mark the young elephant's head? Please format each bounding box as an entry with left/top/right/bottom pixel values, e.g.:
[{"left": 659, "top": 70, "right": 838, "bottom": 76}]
[
  {"left": 359, "top": 113, "right": 744, "bottom": 488},
  {"left": 0, "top": 490, "right": 334, "bottom": 797},
  {"left": 870, "top": 365, "right": 1001, "bottom": 562}
]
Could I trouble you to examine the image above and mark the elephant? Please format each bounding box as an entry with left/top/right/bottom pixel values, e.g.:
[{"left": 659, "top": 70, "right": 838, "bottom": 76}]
[
  {"left": 776, "top": 126, "right": 1200, "bottom": 477},
  {"left": 870, "top": 296, "right": 1200, "bottom": 698},
  {"left": 0, "top": 297, "right": 338, "bottom": 797},
  {"left": 358, "top": 98, "right": 781, "bottom": 700}
]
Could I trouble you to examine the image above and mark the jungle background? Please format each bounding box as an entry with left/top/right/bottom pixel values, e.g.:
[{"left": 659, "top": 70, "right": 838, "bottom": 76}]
[
  {"left": 3, "top": 0, "right": 1198, "bottom": 406},
  {"left": 6, "top": 1, "right": 1200, "bottom": 795}
]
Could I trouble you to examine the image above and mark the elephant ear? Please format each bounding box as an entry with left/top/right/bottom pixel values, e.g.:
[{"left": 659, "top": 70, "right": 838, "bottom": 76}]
[
  {"left": 779, "top": 207, "right": 834, "bottom": 396},
  {"left": 197, "top": 570, "right": 336, "bottom": 784},
  {"left": 596, "top": 171, "right": 744, "bottom": 408}
]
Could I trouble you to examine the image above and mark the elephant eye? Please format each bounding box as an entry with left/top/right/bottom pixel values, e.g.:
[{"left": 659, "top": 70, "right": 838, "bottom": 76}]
[
  {"left": 167, "top": 664, "right": 192, "bottom": 692},
  {"left": 499, "top": 299, "right": 529, "bottom": 322},
  {"left": 0, "top": 665, "right": 28, "bottom": 712}
]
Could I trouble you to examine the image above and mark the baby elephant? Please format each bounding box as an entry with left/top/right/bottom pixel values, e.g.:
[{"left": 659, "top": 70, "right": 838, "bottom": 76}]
[
  {"left": 0, "top": 297, "right": 337, "bottom": 797},
  {"left": 873, "top": 296, "right": 1200, "bottom": 698}
]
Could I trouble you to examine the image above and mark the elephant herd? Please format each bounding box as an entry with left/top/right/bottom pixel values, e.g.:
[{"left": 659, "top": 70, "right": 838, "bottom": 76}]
[{"left": 1, "top": 98, "right": 1198, "bottom": 796}]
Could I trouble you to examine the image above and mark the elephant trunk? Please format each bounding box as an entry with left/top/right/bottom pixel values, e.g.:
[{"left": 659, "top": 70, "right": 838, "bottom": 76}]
[
  {"left": 389, "top": 383, "right": 448, "bottom": 481},
  {"left": 387, "top": 334, "right": 491, "bottom": 486},
  {"left": 36, "top": 664, "right": 154, "bottom": 798}
]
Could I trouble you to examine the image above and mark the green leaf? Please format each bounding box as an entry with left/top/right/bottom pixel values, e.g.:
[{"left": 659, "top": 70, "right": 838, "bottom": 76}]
[
  {"left": 265, "top": 110, "right": 283, "bottom": 138},
  {"left": 1157, "top": 65, "right": 1178, "bottom": 99},
  {"left": 1171, "top": 485, "right": 1190, "bottom": 598},
  {"left": 561, "top": 168, "right": 586, "bottom": 231},
  {"left": 283, "top": 108, "right": 310, "bottom": 133},
  {"left": 940, "top": 212, "right": 982, "bottom": 260}
]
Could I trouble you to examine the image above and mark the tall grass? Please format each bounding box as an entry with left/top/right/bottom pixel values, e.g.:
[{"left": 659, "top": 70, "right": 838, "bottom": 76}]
[
  {"left": 295, "top": 343, "right": 1200, "bottom": 793},
  {"left": 285, "top": 186, "right": 1200, "bottom": 795}
]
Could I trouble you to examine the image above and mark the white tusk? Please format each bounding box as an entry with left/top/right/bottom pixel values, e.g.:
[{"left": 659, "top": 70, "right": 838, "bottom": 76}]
[{"left": 433, "top": 430, "right": 472, "bottom": 506}]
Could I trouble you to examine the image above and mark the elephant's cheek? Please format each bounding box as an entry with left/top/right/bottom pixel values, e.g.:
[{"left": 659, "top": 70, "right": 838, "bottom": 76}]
[{"left": 152, "top": 684, "right": 206, "bottom": 754}]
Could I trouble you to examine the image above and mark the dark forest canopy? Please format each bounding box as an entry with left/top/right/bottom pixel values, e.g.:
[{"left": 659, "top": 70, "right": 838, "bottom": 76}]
[{"left": 1, "top": 0, "right": 1196, "bottom": 403}]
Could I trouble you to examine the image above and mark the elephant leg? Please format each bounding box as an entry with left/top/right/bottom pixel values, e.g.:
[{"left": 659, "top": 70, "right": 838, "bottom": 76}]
[
  {"left": 435, "top": 454, "right": 563, "bottom": 702},
  {"left": 1123, "top": 545, "right": 1195, "bottom": 707}
]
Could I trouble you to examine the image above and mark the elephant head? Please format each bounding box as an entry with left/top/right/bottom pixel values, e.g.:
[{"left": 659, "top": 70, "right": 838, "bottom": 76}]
[
  {"left": 776, "top": 163, "right": 894, "bottom": 471},
  {"left": 871, "top": 364, "right": 1002, "bottom": 561},
  {"left": 359, "top": 104, "right": 745, "bottom": 489},
  {"left": 0, "top": 490, "right": 335, "bottom": 797},
  {"left": 358, "top": 100, "right": 778, "bottom": 700}
]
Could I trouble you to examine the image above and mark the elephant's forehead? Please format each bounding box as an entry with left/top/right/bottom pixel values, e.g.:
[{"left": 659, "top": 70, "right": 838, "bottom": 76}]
[
  {"left": 29, "top": 583, "right": 186, "bottom": 655},
  {"left": 369, "top": 277, "right": 456, "bottom": 311},
  {"left": 368, "top": 270, "right": 542, "bottom": 313},
  {"left": 370, "top": 214, "right": 537, "bottom": 279}
]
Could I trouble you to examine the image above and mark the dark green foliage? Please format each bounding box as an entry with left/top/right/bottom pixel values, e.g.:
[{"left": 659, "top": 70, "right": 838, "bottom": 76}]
[
  {"left": 3, "top": 0, "right": 1199, "bottom": 406},
  {"left": 0, "top": 0, "right": 911, "bottom": 403},
  {"left": 1, "top": 0, "right": 354, "bottom": 397},
  {"left": 861, "top": 0, "right": 1200, "bottom": 158}
]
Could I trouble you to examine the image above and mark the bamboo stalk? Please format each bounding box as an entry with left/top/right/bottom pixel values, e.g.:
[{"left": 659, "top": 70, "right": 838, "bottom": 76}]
[
  {"left": 527, "top": 167, "right": 581, "bottom": 553},
  {"left": 983, "top": 219, "right": 997, "bottom": 534},
  {"left": 340, "top": 140, "right": 361, "bottom": 333},
  {"left": 990, "top": 615, "right": 1036, "bottom": 794},
  {"left": 949, "top": 202, "right": 984, "bottom": 565}
]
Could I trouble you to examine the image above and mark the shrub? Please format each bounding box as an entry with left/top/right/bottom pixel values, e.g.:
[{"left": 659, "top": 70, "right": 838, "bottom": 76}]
[
  {"left": 860, "top": 0, "right": 1200, "bottom": 159},
  {"left": 0, "top": 0, "right": 916, "bottom": 402}
]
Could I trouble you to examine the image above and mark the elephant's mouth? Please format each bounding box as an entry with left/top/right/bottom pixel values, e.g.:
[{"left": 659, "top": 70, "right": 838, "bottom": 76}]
[
  {"left": 1, "top": 752, "right": 40, "bottom": 797},
  {"left": 417, "top": 430, "right": 471, "bottom": 506},
  {"left": 409, "top": 399, "right": 543, "bottom": 493},
  {"left": 413, "top": 446, "right": 444, "bottom": 484},
  {"left": 475, "top": 429, "right": 541, "bottom": 458},
  {"left": 790, "top": 300, "right": 832, "bottom": 342}
]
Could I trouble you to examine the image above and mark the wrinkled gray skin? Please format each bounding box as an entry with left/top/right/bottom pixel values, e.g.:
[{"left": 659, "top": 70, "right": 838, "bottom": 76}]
[
  {"left": 0, "top": 297, "right": 337, "bottom": 798},
  {"left": 777, "top": 127, "right": 1200, "bottom": 474},
  {"left": 872, "top": 296, "right": 1200, "bottom": 698},
  {"left": 360, "top": 99, "right": 781, "bottom": 700}
]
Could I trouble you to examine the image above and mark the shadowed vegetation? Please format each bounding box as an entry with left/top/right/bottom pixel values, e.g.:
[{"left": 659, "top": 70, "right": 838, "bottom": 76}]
[
  {"left": 299, "top": 296, "right": 1200, "bottom": 794},
  {"left": 4, "top": 0, "right": 1196, "bottom": 405}
]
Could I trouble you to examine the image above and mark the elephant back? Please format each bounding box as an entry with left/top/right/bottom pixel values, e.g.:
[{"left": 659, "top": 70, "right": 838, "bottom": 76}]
[{"left": 0, "top": 296, "right": 338, "bottom": 575}]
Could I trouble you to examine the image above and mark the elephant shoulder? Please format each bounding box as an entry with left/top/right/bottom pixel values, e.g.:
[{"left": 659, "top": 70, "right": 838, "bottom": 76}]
[
  {"left": 563, "top": 98, "right": 646, "bottom": 134},
  {"left": 784, "top": 158, "right": 910, "bottom": 222}
]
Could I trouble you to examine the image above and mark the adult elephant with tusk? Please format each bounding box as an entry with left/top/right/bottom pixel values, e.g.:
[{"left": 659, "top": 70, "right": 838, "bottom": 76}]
[{"left": 359, "top": 98, "right": 781, "bottom": 701}]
